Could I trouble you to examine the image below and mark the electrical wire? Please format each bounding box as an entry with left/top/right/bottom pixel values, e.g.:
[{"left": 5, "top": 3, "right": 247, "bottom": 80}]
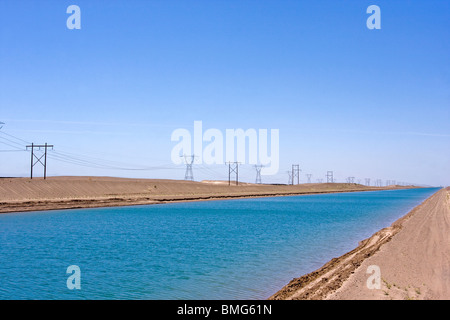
[
  {"left": 53, "top": 150, "right": 180, "bottom": 171},
  {"left": 0, "top": 130, "right": 277, "bottom": 182},
  {"left": 0, "top": 136, "right": 26, "bottom": 149},
  {"left": 0, "top": 139, "right": 25, "bottom": 151},
  {"left": 0, "top": 131, "right": 31, "bottom": 144}
]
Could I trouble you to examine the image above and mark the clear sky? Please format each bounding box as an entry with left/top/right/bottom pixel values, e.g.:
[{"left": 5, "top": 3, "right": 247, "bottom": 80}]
[{"left": 0, "top": 0, "right": 449, "bottom": 186}]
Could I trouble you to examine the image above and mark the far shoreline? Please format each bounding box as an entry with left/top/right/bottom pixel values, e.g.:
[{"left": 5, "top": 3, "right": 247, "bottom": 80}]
[{"left": 0, "top": 176, "right": 421, "bottom": 214}]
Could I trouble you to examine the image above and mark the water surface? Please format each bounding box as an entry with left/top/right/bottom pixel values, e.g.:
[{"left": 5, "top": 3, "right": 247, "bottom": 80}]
[{"left": 0, "top": 187, "right": 439, "bottom": 299}]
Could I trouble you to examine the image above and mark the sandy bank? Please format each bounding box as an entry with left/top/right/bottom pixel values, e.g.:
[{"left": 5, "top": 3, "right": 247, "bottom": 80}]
[
  {"left": 0, "top": 176, "right": 412, "bottom": 214},
  {"left": 269, "top": 187, "right": 449, "bottom": 300}
]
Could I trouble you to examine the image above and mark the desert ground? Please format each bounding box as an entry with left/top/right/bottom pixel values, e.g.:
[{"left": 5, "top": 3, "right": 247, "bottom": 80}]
[
  {"left": 0, "top": 176, "right": 407, "bottom": 214},
  {"left": 269, "top": 187, "right": 449, "bottom": 300}
]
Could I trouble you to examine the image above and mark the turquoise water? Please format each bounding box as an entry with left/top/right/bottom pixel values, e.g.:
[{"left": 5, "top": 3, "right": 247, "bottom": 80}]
[{"left": 0, "top": 187, "right": 439, "bottom": 300}]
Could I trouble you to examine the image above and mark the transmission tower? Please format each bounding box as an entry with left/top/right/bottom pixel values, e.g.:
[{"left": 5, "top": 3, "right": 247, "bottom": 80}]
[
  {"left": 254, "top": 165, "right": 263, "bottom": 184},
  {"left": 306, "top": 174, "right": 312, "bottom": 184},
  {"left": 347, "top": 176, "right": 355, "bottom": 184},
  {"left": 326, "top": 171, "right": 334, "bottom": 183},
  {"left": 182, "top": 154, "right": 196, "bottom": 181},
  {"left": 365, "top": 178, "right": 370, "bottom": 186},
  {"left": 287, "top": 171, "right": 292, "bottom": 185},
  {"left": 26, "top": 143, "right": 54, "bottom": 179},
  {"left": 317, "top": 178, "right": 323, "bottom": 183},
  {"left": 227, "top": 161, "right": 240, "bottom": 186},
  {"left": 292, "top": 164, "right": 300, "bottom": 185}
]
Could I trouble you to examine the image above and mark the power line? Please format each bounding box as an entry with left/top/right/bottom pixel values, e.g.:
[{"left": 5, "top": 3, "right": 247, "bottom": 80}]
[
  {"left": 47, "top": 153, "right": 116, "bottom": 170},
  {"left": 0, "top": 136, "right": 26, "bottom": 149},
  {"left": 196, "top": 164, "right": 228, "bottom": 181},
  {"left": 0, "top": 130, "right": 420, "bottom": 186},
  {"left": 51, "top": 150, "right": 177, "bottom": 171},
  {"left": 0, "top": 130, "right": 178, "bottom": 171},
  {"left": 0, "top": 130, "right": 31, "bottom": 145},
  {"left": 0, "top": 131, "right": 29, "bottom": 152},
  {"left": 0, "top": 139, "right": 25, "bottom": 151}
]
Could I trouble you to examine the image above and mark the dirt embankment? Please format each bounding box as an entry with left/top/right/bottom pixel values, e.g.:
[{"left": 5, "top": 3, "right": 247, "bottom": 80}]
[
  {"left": 0, "top": 176, "right": 411, "bottom": 214},
  {"left": 269, "top": 187, "right": 449, "bottom": 300}
]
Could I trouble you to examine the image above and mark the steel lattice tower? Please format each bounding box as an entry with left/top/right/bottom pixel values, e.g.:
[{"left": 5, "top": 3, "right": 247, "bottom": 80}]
[
  {"left": 326, "top": 171, "right": 334, "bottom": 183},
  {"left": 292, "top": 164, "right": 300, "bottom": 185},
  {"left": 182, "top": 154, "right": 195, "bottom": 181},
  {"left": 254, "top": 165, "right": 263, "bottom": 184}
]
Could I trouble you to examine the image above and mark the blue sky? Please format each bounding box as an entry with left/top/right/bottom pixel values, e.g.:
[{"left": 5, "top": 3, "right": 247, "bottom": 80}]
[{"left": 0, "top": 0, "right": 449, "bottom": 186}]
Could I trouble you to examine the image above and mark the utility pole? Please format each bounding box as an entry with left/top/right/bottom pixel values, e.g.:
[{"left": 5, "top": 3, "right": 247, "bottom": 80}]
[
  {"left": 326, "top": 171, "right": 334, "bottom": 183},
  {"left": 227, "top": 161, "right": 240, "bottom": 186},
  {"left": 292, "top": 164, "right": 300, "bottom": 185},
  {"left": 254, "top": 165, "right": 263, "bottom": 184},
  {"left": 306, "top": 174, "right": 312, "bottom": 184},
  {"left": 182, "top": 154, "right": 196, "bottom": 181},
  {"left": 26, "top": 143, "right": 54, "bottom": 179}
]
